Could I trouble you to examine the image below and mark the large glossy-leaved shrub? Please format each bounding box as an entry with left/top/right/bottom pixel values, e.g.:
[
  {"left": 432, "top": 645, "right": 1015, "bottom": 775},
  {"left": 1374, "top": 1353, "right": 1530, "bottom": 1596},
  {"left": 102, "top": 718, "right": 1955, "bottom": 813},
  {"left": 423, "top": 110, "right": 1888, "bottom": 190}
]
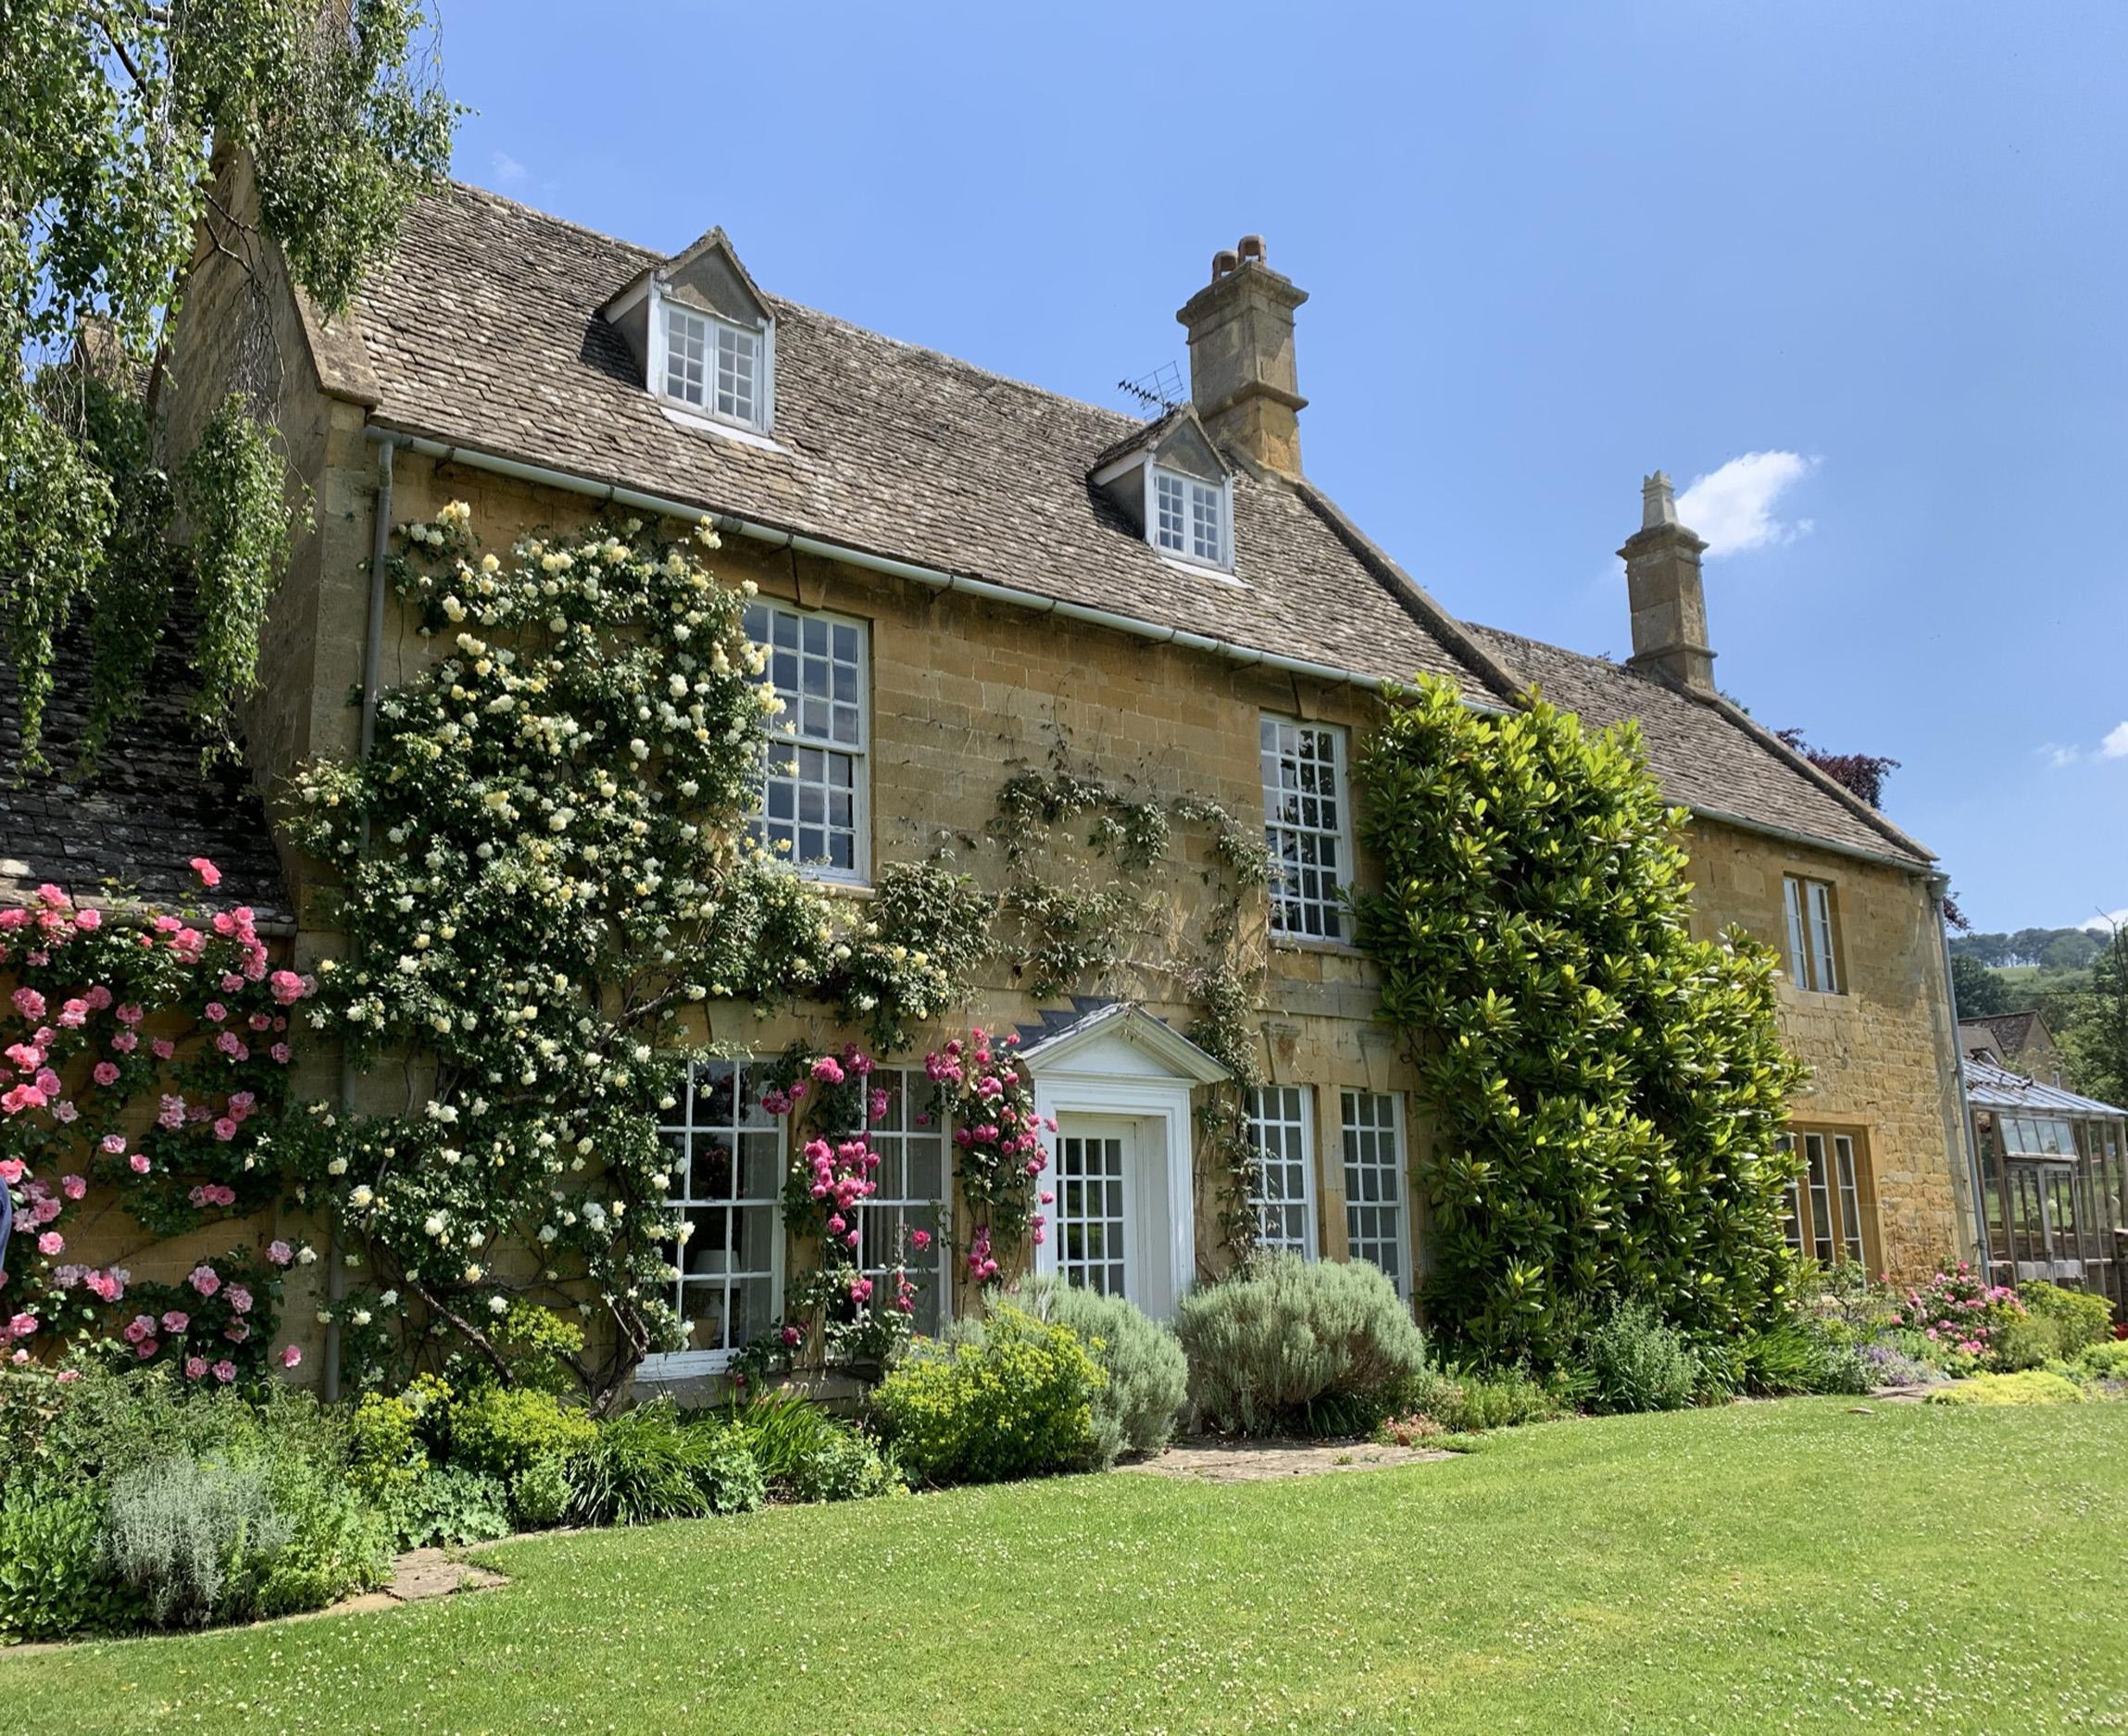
[{"left": 1355, "top": 679, "right": 1809, "bottom": 1367}]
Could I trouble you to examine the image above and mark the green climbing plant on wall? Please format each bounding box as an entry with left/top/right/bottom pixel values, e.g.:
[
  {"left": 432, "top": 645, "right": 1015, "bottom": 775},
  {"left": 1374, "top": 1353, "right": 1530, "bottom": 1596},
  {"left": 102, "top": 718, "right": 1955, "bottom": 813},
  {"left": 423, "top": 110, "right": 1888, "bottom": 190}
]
[{"left": 1353, "top": 676, "right": 1809, "bottom": 1368}]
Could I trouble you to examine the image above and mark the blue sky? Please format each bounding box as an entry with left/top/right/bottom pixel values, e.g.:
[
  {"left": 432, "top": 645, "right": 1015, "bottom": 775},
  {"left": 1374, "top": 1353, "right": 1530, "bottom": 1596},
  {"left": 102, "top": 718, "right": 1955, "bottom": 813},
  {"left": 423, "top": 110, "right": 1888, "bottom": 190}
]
[{"left": 437, "top": 0, "right": 2125, "bottom": 933}]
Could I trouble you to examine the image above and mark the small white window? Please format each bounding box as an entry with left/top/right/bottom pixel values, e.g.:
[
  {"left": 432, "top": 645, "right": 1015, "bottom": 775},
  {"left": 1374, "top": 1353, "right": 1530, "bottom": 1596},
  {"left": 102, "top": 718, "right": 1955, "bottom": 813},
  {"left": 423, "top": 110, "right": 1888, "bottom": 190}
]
[
  {"left": 1245, "top": 1085, "right": 1316, "bottom": 1256},
  {"left": 1261, "top": 718, "right": 1351, "bottom": 942},
  {"left": 1151, "top": 465, "right": 1227, "bottom": 567},
  {"left": 744, "top": 601, "right": 868, "bottom": 881},
  {"left": 1341, "top": 1091, "right": 1408, "bottom": 1295},
  {"left": 1782, "top": 875, "right": 1840, "bottom": 993},
  {"left": 656, "top": 1060, "right": 783, "bottom": 1367},
  {"left": 663, "top": 300, "right": 767, "bottom": 430}
]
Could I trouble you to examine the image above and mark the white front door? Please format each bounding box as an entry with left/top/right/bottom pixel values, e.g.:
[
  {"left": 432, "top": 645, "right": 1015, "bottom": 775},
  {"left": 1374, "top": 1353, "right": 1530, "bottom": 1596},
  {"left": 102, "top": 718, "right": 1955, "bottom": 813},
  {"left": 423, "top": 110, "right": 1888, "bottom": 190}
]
[{"left": 1052, "top": 1114, "right": 1180, "bottom": 1318}]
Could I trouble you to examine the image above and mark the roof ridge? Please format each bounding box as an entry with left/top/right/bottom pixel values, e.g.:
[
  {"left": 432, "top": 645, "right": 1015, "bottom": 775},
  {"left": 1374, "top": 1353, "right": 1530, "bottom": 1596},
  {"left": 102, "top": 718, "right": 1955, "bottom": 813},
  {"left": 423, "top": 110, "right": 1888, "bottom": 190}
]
[{"left": 1291, "top": 481, "right": 1526, "bottom": 705}]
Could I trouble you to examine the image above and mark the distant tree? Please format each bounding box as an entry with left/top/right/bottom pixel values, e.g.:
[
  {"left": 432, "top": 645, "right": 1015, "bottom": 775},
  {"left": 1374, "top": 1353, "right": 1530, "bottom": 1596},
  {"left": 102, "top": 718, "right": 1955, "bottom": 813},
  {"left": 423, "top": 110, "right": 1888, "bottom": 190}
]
[
  {"left": 1949, "top": 926, "right": 2106, "bottom": 970},
  {"left": 1950, "top": 951, "right": 2014, "bottom": 1020},
  {"left": 2060, "top": 928, "right": 2128, "bottom": 1110},
  {"left": 1775, "top": 729, "right": 1899, "bottom": 809}
]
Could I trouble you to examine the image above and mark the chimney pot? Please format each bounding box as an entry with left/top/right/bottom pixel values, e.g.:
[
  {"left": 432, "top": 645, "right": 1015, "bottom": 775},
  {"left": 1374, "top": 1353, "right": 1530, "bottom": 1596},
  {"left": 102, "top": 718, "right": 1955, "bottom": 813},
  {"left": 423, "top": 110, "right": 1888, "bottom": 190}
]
[
  {"left": 1176, "top": 237, "right": 1309, "bottom": 476},
  {"left": 1619, "top": 471, "right": 1715, "bottom": 696}
]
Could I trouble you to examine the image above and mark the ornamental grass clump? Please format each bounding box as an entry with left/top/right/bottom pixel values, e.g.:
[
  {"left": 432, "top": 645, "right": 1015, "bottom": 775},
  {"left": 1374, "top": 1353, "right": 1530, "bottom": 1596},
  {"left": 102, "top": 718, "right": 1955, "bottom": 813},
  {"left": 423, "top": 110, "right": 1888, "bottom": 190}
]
[
  {"left": 1354, "top": 679, "right": 1809, "bottom": 1368},
  {"left": 1175, "top": 1254, "right": 1429, "bottom": 1437},
  {"left": 1018, "top": 1274, "right": 1187, "bottom": 1463},
  {"left": 569, "top": 1400, "right": 764, "bottom": 1525},
  {"left": 871, "top": 1304, "right": 1102, "bottom": 1484}
]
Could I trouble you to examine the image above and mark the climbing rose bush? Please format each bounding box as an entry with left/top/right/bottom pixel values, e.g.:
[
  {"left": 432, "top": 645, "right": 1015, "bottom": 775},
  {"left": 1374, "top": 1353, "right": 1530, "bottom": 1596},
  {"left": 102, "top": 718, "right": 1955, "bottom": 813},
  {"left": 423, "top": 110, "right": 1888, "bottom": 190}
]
[
  {"left": 281, "top": 506, "right": 982, "bottom": 1399},
  {"left": 1897, "top": 1263, "right": 2023, "bottom": 1364},
  {"left": 0, "top": 868, "right": 316, "bottom": 1380},
  {"left": 927, "top": 1028, "right": 1051, "bottom": 1282}
]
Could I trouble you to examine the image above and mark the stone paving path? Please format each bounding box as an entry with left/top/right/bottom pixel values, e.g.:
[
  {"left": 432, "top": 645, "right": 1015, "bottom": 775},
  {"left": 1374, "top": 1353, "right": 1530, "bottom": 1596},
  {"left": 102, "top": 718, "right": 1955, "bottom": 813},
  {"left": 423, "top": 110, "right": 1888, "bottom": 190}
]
[{"left": 1123, "top": 1437, "right": 1454, "bottom": 1482}]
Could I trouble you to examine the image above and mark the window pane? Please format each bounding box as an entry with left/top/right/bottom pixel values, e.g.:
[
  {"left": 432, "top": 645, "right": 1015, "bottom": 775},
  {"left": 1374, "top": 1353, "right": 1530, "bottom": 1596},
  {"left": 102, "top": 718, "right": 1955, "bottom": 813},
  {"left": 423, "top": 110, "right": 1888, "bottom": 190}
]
[
  {"left": 1261, "top": 719, "right": 1349, "bottom": 941},
  {"left": 664, "top": 306, "right": 707, "bottom": 406},
  {"left": 1808, "top": 881, "right": 1839, "bottom": 994},
  {"left": 1189, "top": 480, "right": 1224, "bottom": 565},
  {"left": 1342, "top": 1091, "right": 1406, "bottom": 1293},
  {"left": 1245, "top": 1086, "right": 1314, "bottom": 1255},
  {"left": 715, "top": 322, "right": 758, "bottom": 424},
  {"left": 1783, "top": 877, "right": 1810, "bottom": 989},
  {"left": 745, "top": 602, "right": 865, "bottom": 875},
  {"left": 660, "top": 1060, "right": 781, "bottom": 1356},
  {"left": 1154, "top": 471, "right": 1186, "bottom": 553},
  {"left": 1056, "top": 1135, "right": 1128, "bottom": 1295}
]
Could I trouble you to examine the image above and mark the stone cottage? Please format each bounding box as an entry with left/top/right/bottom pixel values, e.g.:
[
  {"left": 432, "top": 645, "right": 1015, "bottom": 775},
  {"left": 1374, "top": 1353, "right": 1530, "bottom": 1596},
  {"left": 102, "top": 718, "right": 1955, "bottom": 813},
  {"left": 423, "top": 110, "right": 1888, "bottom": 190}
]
[{"left": 3, "top": 176, "right": 1977, "bottom": 1383}]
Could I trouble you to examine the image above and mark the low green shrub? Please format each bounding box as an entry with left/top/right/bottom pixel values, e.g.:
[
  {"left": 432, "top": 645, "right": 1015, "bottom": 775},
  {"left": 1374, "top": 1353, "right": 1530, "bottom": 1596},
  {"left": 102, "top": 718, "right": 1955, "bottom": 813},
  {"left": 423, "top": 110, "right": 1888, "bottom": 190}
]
[
  {"left": 721, "top": 1390, "right": 900, "bottom": 1502},
  {"left": 1931, "top": 1371, "right": 2088, "bottom": 1406},
  {"left": 0, "top": 1476, "right": 143, "bottom": 1642},
  {"left": 386, "top": 1465, "right": 513, "bottom": 1549},
  {"left": 1992, "top": 1314, "right": 2069, "bottom": 1373},
  {"left": 2020, "top": 1281, "right": 2114, "bottom": 1348},
  {"left": 1018, "top": 1276, "right": 1187, "bottom": 1462},
  {"left": 446, "top": 1384, "right": 596, "bottom": 1485},
  {"left": 570, "top": 1401, "right": 765, "bottom": 1525},
  {"left": 871, "top": 1304, "right": 1101, "bottom": 1484},
  {"left": 1174, "top": 1255, "right": 1428, "bottom": 1437},
  {"left": 1739, "top": 1319, "right": 1873, "bottom": 1397},
  {"left": 2072, "top": 1340, "right": 2128, "bottom": 1381},
  {"left": 346, "top": 1390, "right": 429, "bottom": 1500},
  {"left": 509, "top": 1455, "right": 574, "bottom": 1529},
  {"left": 1581, "top": 1301, "right": 1702, "bottom": 1414},
  {"left": 101, "top": 1455, "right": 293, "bottom": 1628},
  {"left": 1387, "top": 1366, "right": 1565, "bottom": 1435}
]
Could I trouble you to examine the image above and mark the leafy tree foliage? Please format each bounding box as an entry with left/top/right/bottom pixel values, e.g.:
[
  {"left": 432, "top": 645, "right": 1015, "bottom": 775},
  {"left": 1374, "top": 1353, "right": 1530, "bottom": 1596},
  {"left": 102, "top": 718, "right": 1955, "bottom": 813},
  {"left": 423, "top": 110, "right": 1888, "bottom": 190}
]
[
  {"left": 1949, "top": 926, "right": 2108, "bottom": 971},
  {"left": 1355, "top": 679, "right": 1808, "bottom": 1367},
  {"left": 0, "top": 0, "right": 457, "bottom": 768},
  {"left": 1949, "top": 950, "right": 2014, "bottom": 1019},
  {"left": 2059, "top": 927, "right": 2128, "bottom": 1111},
  {"left": 1773, "top": 728, "right": 1898, "bottom": 809}
]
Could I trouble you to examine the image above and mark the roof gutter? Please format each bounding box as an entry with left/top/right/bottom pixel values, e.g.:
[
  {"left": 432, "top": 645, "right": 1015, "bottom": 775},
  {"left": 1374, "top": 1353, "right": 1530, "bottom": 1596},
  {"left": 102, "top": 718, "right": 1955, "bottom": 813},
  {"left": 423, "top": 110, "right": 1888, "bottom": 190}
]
[{"left": 366, "top": 427, "right": 1421, "bottom": 700}]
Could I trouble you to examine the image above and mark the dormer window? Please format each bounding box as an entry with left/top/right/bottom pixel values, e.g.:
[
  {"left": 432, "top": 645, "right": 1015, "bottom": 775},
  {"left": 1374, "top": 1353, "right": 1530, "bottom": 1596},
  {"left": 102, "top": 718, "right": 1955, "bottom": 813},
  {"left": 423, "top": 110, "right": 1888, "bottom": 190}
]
[
  {"left": 664, "top": 304, "right": 761, "bottom": 425},
  {"left": 1154, "top": 466, "right": 1226, "bottom": 567},
  {"left": 1088, "top": 406, "right": 1236, "bottom": 576},
  {"left": 603, "top": 225, "right": 777, "bottom": 441}
]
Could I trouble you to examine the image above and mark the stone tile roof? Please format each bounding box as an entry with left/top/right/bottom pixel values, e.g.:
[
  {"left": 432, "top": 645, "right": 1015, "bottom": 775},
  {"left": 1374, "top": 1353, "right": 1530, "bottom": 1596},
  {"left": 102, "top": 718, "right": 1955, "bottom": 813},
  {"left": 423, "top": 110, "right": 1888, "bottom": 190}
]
[
  {"left": 1462, "top": 627, "right": 1934, "bottom": 867},
  {"left": 0, "top": 623, "right": 291, "bottom": 923},
  {"left": 351, "top": 185, "right": 1511, "bottom": 701}
]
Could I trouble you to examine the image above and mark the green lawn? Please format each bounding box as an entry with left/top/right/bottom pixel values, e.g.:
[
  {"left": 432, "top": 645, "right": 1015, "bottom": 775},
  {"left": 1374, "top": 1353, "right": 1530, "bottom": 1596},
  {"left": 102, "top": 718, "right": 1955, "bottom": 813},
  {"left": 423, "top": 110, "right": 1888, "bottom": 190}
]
[{"left": 6, "top": 1399, "right": 2128, "bottom": 1734}]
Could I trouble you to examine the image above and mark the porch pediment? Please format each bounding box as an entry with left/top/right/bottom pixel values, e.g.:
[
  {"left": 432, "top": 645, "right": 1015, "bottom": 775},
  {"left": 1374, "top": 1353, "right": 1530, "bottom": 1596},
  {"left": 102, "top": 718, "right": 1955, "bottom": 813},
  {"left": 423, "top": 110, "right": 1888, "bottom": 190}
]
[{"left": 1016, "top": 998, "right": 1231, "bottom": 1085}]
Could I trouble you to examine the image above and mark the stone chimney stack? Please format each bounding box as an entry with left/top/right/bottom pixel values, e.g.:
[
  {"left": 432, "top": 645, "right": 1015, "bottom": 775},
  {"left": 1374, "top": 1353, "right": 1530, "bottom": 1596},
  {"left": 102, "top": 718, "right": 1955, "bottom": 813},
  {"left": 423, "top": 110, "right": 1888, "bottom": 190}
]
[
  {"left": 1175, "top": 235, "right": 1308, "bottom": 476},
  {"left": 1619, "top": 472, "right": 1717, "bottom": 696}
]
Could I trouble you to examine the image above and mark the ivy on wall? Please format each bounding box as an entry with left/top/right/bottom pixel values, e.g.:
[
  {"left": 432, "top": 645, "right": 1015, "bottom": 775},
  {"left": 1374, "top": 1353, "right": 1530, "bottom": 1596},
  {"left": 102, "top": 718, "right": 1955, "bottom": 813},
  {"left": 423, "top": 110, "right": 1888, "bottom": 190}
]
[{"left": 1353, "top": 678, "right": 1809, "bottom": 1367}]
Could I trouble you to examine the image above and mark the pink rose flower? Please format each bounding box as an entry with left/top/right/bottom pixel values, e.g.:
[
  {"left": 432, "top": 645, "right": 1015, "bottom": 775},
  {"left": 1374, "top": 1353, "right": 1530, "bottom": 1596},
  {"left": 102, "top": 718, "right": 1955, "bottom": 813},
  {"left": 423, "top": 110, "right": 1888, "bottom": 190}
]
[
  {"left": 187, "top": 1264, "right": 221, "bottom": 1297},
  {"left": 74, "top": 906, "right": 101, "bottom": 931},
  {"left": 185, "top": 1356, "right": 207, "bottom": 1379},
  {"left": 266, "top": 1240, "right": 293, "bottom": 1267},
  {"left": 59, "top": 1173, "right": 84, "bottom": 1200},
  {"left": 204, "top": 1002, "right": 227, "bottom": 1023},
  {"left": 212, "top": 1360, "right": 236, "bottom": 1382},
  {"left": 9, "top": 988, "right": 44, "bottom": 1020},
  {"left": 227, "top": 1284, "right": 252, "bottom": 1315},
  {"left": 162, "top": 1310, "right": 190, "bottom": 1332},
  {"left": 36, "top": 1231, "right": 63, "bottom": 1255},
  {"left": 129, "top": 1154, "right": 150, "bottom": 1174},
  {"left": 269, "top": 1043, "right": 290, "bottom": 1065},
  {"left": 213, "top": 1118, "right": 238, "bottom": 1142},
  {"left": 190, "top": 856, "right": 222, "bottom": 889},
  {"left": 100, "top": 1133, "right": 125, "bottom": 1155},
  {"left": 279, "top": 1344, "right": 301, "bottom": 1369},
  {"left": 93, "top": 1061, "right": 119, "bottom": 1086}
]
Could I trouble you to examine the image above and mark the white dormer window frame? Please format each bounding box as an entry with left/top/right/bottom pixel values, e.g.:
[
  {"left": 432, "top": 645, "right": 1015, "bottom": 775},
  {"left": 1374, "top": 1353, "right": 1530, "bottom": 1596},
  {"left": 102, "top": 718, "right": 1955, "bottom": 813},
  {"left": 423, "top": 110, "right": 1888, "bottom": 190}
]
[
  {"left": 1147, "top": 463, "right": 1233, "bottom": 572},
  {"left": 649, "top": 284, "right": 775, "bottom": 436}
]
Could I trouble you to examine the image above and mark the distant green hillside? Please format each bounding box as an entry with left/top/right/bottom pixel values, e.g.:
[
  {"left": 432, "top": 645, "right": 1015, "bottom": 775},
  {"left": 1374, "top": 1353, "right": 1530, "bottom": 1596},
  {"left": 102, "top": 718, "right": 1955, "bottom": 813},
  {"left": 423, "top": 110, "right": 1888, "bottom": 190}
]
[{"left": 1950, "top": 926, "right": 2107, "bottom": 970}]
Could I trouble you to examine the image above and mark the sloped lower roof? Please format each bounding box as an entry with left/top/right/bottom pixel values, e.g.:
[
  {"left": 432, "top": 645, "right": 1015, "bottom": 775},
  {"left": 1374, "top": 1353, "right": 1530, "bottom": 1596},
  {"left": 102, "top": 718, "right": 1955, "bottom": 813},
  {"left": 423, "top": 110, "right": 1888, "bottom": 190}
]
[
  {"left": 1463, "top": 627, "right": 1934, "bottom": 867},
  {"left": 0, "top": 624, "right": 290, "bottom": 923},
  {"left": 1967, "top": 1056, "right": 2124, "bottom": 1119}
]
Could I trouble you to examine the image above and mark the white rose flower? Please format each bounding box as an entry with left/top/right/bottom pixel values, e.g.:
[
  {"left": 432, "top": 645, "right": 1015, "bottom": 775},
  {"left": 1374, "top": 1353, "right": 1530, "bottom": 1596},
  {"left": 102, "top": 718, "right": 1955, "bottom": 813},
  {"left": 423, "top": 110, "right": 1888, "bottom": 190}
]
[
  {"left": 488, "top": 1294, "right": 509, "bottom": 1315},
  {"left": 464, "top": 1263, "right": 482, "bottom": 1282},
  {"left": 423, "top": 1214, "right": 446, "bottom": 1237},
  {"left": 352, "top": 1309, "right": 373, "bottom": 1328},
  {"left": 379, "top": 1289, "right": 399, "bottom": 1307},
  {"left": 349, "top": 1185, "right": 375, "bottom": 1208}
]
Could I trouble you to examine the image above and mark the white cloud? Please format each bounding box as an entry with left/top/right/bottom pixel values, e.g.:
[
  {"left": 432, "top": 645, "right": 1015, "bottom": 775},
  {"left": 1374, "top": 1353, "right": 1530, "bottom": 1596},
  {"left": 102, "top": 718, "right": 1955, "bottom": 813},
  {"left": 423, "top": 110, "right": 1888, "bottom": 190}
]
[
  {"left": 1675, "top": 452, "right": 1816, "bottom": 557},
  {"left": 491, "top": 151, "right": 527, "bottom": 185},
  {"left": 2082, "top": 908, "right": 2128, "bottom": 933},
  {"left": 2039, "top": 743, "right": 2081, "bottom": 768},
  {"left": 2102, "top": 721, "right": 2128, "bottom": 759}
]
